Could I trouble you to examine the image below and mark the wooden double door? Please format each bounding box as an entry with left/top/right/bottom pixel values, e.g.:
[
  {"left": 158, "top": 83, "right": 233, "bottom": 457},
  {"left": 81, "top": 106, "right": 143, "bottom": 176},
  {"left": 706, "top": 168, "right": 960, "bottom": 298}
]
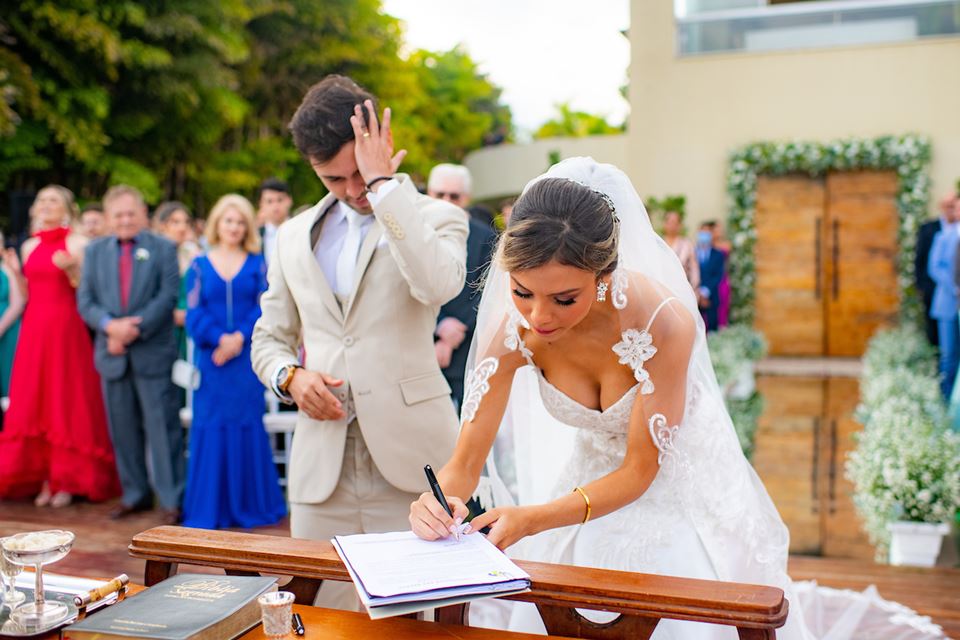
[
  {"left": 752, "top": 376, "right": 873, "bottom": 560},
  {"left": 754, "top": 171, "right": 900, "bottom": 357}
]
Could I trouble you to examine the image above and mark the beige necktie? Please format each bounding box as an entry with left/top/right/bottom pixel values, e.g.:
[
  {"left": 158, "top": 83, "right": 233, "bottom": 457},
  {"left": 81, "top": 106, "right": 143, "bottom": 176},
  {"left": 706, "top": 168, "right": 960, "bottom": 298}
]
[{"left": 335, "top": 209, "right": 363, "bottom": 297}]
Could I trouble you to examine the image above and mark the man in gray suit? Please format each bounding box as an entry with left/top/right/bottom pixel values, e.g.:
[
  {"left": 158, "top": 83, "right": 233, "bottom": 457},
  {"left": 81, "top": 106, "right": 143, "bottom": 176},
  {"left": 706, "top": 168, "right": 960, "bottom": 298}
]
[{"left": 78, "top": 185, "right": 184, "bottom": 523}]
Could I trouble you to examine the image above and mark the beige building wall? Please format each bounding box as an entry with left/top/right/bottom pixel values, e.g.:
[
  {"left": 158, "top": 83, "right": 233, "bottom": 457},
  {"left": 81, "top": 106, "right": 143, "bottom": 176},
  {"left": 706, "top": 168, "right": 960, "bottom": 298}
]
[
  {"left": 629, "top": 1, "right": 960, "bottom": 227},
  {"left": 464, "top": 134, "right": 628, "bottom": 201}
]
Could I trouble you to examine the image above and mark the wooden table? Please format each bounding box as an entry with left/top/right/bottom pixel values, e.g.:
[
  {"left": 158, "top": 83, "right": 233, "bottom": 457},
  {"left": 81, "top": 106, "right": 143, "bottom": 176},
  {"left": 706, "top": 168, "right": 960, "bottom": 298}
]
[
  {"left": 238, "top": 604, "right": 574, "bottom": 639},
  {"left": 14, "top": 583, "right": 145, "bottom": 640}
]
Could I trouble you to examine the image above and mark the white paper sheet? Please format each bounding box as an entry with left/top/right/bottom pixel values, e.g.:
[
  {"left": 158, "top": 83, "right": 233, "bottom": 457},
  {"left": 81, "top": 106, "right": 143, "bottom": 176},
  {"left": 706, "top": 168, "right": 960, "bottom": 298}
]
[
  {"left": 332, "top": 530, "right": 531, "bottom": 619},
  {"left": 335, "top": 530, "right": 529, "bottom": 597}
]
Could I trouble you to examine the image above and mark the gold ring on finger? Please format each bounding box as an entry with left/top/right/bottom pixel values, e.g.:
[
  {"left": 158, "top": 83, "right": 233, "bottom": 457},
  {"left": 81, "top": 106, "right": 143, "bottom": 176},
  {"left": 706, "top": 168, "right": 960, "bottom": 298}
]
[{"left": 362, "top": 131, "right": 370, "bottom": 138}]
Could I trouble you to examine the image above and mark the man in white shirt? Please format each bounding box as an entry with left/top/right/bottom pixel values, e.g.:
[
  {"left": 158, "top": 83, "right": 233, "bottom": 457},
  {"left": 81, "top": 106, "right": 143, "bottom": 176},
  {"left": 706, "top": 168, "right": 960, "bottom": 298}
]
[
  {"left": 256, "top": 178, "right": 293, "bottom": 266},
  {"left": 251, "top": 75, "right": 468, "bottom": 610}
]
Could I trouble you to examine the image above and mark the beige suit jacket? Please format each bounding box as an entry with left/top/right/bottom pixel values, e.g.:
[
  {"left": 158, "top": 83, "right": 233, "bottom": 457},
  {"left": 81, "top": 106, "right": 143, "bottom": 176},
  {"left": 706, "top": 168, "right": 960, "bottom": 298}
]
[{"left": 251, "top": 176, "right": 468, "bottom": 504}]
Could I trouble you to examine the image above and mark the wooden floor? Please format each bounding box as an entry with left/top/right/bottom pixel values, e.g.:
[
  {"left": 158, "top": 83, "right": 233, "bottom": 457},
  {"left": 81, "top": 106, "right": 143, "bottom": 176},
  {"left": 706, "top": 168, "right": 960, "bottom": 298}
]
[
  {"left": 2, "top": 499, "right": 957, "bottom": 637},
  {"left": 0, "top": 498, "right": 289, "bottom": 581},
  {"left": 789, "top": 555, "right": 960, "bottom": 639}
]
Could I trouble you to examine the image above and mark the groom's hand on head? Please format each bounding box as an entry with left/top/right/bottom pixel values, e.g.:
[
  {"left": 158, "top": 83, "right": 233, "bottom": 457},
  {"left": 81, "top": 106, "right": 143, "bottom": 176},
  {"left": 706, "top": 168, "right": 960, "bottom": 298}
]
[
  {"left": 288, "top": 369, "right": 346, "bottom": 421},
  {"left": 350, "top": 99, "right": 406, "bottom": 187}
]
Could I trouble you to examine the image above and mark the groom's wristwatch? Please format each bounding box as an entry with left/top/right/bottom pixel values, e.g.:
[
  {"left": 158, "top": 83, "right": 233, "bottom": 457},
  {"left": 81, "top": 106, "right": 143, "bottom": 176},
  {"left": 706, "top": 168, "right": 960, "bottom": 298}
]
[{"left": 275, "top": 364, "right": 301, "bottom": 396}]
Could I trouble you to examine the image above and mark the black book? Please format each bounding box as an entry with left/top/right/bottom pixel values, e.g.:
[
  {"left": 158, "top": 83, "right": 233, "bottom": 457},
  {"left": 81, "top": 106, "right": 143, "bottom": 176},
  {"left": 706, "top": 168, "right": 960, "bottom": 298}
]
[{"left": 62, "top": 574, "right": 277, "bottom": 640}]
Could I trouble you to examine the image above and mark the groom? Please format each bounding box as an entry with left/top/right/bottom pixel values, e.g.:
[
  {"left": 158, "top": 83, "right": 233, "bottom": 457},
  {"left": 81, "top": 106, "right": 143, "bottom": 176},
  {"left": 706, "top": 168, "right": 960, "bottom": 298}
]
[{"left": 251, "top": 75, "right": 468, "bottom": 609}]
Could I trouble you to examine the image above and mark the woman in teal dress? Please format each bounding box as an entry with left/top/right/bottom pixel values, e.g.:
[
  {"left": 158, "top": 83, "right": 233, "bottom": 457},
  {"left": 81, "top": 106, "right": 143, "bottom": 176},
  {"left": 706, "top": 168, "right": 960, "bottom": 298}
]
[{"left": 0, "top": 241, "right": 25, "bottom": 397}]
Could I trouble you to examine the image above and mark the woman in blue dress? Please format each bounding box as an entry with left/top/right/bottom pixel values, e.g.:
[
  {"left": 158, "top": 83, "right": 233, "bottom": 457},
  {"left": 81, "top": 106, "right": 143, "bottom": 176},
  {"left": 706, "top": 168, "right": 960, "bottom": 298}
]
[{"left": 182, "top": 194, "right": 286, "bottom": 529}]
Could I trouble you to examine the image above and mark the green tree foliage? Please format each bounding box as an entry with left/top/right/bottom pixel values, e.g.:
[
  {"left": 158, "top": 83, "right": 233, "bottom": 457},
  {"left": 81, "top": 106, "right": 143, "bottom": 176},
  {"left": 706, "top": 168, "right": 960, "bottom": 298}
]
[
  {"left": 0, "top": 1, "right": 511, "bottom": 217},
  {"left": 533, "top": 102, "right": 623, "bottom": 139},
  {"left": 400, "top": 47, "right": 511, "bottom": 180},
  {"left": 1, "top": 0, "right": 251, "bottom": 204}
]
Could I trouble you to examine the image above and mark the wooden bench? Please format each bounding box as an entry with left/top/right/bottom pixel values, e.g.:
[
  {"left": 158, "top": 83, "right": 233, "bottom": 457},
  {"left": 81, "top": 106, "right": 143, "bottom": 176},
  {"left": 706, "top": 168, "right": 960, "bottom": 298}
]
[{"left": 129, "top": 526, "right": 788, "bottom": 639}]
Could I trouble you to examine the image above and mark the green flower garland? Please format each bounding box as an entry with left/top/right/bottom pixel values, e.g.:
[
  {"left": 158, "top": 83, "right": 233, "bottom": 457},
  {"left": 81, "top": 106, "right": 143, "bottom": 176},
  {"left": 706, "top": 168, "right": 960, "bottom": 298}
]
[{"left": 726, "top": 135, "right": 932, "bottom": 325}]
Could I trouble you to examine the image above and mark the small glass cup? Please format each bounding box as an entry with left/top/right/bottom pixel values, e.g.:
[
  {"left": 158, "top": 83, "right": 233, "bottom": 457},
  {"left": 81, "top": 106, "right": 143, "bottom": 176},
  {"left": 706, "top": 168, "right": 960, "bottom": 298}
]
[
  {"left": 0, "top": 537, "right": 26, "bottom": 607},
  {"left": 257, "top": 591, "right": 295, "bottom": 638}
]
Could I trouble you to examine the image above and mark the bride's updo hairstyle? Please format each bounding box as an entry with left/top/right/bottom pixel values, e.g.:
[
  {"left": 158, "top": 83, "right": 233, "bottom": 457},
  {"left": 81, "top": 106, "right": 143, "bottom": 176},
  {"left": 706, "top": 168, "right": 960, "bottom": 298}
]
[{"left": 498, "top": 178, "right": 618, "bottom": 277}]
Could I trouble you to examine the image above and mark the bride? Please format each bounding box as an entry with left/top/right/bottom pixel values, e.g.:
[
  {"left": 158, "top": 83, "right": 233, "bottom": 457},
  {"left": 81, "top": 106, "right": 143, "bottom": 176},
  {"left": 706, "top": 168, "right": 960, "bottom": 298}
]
[{"left": 409, "top": 157, "right": 944, "bottom": 639}]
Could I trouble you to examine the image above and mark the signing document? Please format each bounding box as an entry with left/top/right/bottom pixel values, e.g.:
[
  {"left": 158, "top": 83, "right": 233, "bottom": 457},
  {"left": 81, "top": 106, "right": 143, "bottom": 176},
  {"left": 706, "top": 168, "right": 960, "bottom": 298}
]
[{"left": 333, "top": 529, "right": 531, "bottom": 619}]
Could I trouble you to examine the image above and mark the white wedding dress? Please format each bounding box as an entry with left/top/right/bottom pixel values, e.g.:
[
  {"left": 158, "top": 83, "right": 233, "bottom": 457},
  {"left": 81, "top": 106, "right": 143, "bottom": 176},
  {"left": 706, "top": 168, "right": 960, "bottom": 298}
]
[{"left": 462, "top": 158, "right": 945, "bottom": 639}]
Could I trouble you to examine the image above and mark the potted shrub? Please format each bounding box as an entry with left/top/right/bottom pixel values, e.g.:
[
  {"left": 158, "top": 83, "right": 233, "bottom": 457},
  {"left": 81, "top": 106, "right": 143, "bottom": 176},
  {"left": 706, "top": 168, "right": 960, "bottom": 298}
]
[{"left": 846, "top": 394, "right": 960, "bottom": 565}]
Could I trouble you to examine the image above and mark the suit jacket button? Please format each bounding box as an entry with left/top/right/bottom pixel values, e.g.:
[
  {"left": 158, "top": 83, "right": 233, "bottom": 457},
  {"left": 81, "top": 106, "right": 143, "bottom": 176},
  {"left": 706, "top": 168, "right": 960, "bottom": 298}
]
[{"left": 343, "top": 336, "right": 354, "bottom": 346}]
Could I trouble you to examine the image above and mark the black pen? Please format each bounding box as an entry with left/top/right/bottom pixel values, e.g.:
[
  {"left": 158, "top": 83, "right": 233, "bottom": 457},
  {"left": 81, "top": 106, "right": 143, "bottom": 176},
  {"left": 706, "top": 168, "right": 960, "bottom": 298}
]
[
  {"left": 292, "top": 612, "right": 305, "bottom": 636},
  {"left": 424, "top": 464, "right": 460, "bottom": 541}
]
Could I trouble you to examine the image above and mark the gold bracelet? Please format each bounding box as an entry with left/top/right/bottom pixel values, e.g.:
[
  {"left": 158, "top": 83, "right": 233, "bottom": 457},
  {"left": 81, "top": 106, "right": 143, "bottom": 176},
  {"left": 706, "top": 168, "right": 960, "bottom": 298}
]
[{"left": 572, "top": 486, "right": 591, "bottom": 524}]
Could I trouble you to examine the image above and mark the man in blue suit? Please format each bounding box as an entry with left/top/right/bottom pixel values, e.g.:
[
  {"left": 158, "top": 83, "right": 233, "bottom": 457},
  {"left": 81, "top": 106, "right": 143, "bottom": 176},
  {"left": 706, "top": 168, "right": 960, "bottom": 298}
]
[
  {"left": 428, "top": 164, "right": 496, "bottom": 409},
  {"left": 915, "top": 193, "right": 957, "bottom": 347},
  {"left": 696, "top": 221, "right": 726, "bottom": 332},
  {"left": 928, "top": 198, "right": 960, "bottom": 398}
]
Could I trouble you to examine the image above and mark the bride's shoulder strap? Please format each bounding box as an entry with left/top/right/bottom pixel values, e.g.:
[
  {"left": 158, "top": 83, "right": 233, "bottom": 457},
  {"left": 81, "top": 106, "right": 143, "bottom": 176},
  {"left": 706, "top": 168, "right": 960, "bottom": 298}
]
[{"left": 644, "top": 296, "right": 680, "bottom": 333}]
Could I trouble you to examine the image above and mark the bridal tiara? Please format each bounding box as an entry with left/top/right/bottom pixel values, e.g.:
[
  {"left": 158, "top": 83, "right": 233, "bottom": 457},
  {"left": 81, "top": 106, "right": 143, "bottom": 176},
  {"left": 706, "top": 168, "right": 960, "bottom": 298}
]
[{"left": 561, "top": 178, "right": 619, "bottom": 223}]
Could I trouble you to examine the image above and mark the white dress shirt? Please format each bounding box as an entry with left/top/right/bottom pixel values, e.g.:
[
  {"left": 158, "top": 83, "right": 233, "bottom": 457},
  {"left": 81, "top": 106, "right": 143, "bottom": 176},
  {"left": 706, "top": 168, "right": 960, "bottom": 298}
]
[
  {"left": 313, "top": 201, "right": 376, "bottom": 293},
  {"left": 270, "top": 180, "right": 399, "bottom": 403},
  {"left": 312, "top": 181, "right": 398, "bottom": 289},
  {"left": 263, "top": 222, "right": 279, "bottom": 266}
]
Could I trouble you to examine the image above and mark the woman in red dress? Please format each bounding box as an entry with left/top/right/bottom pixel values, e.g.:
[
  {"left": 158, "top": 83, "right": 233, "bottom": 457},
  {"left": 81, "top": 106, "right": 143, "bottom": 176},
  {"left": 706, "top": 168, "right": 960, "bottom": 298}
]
[{"left": 0, "top": 185, "right": 121, "bottom": 507}]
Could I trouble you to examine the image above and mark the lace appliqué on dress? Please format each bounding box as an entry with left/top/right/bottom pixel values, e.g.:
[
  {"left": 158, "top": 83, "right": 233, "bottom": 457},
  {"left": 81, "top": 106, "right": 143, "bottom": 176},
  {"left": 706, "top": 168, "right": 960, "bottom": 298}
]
[
  {"left": 612, "top": 328, "right": 657, "bottom": 394},
  {"left": 504, "top": 305, "right": 533, "bottom": 361},
  {"left": 648, "top": 413, "right": 689, "bottom": 474},
  {"left": 461, "top": 357, "right": 499, "bottom": 424}
]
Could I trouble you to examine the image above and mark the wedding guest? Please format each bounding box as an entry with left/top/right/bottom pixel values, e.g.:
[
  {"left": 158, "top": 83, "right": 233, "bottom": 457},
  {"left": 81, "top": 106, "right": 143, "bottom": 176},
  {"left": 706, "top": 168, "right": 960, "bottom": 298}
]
[
  {"left": 661, "top": 210, "right": 699, "bottom": 291},
  {"left": 182, "top": 194, "right": 285, "bottom": 529},
  {"left": 155, "top": 201, "right": 201, "bottom": 275},
  {"left": 0, "top": 185, "right": 121, "bottom": 507},
  {"left": 713, "top": 220, "right": 733, "bottom": 328},
  {"left": 928, "top": 198, "right": 960, "bottom": 398},
  {"left": 499, "top": 197, "right": 516, "bottom": 229},
  {"left": 696, "top": 221, "right": 725, "bottom": 332},
  {"left": 428, "top": 164, "right": 496, "bottom": 409},
  {"left": 0, "top": 238, "right": 24, "bottom": 397},
  {"left": 155, "top": 201, "right": 201, "bottom": 362},
  {"left": 257, "top": 178, "right": 293, "bottom": 267},
  {"left": 77, "top": 185, "right": 184, "bottom": 523},
  {"left": 917, "top": 193, "right": 957, "bottom": 347},
  {"left": 79, "top": 202, "right": 108, "bottom": 239}
]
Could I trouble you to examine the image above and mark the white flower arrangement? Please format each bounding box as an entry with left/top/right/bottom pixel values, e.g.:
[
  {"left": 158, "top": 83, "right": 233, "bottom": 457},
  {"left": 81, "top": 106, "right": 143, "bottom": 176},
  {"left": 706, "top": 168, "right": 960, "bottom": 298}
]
[
  {"left": 135, "top": 247, "right": 150, "bottom": 261},
  {"left": 725, "top": 135, "right": 931, "bottom": 326},
  {"left": 846, "top": 325, "right": 960, "bottom": 560}
]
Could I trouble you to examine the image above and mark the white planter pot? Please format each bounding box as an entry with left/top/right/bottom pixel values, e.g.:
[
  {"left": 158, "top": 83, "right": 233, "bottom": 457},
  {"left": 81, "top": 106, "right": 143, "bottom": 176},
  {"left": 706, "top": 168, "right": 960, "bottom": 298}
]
[
  {"left": 888, "top": 521, "right": 950, "bottom": 567},
  {"left": 727, "top": 363, "right": 756, "bottom": 400}
]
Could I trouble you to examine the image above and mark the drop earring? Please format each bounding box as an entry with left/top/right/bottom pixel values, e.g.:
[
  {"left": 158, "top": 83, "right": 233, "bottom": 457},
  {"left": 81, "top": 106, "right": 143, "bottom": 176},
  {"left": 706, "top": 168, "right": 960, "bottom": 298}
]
[{"left": 596, "top": 281, "right": 608, "bottom": 303}]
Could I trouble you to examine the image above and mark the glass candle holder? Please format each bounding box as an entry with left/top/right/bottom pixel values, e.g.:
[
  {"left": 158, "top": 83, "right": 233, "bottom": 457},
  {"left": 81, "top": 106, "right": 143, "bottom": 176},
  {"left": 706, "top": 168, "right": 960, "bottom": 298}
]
[{"left": 257, "top": 591, "right": 295, "bottom": 638}]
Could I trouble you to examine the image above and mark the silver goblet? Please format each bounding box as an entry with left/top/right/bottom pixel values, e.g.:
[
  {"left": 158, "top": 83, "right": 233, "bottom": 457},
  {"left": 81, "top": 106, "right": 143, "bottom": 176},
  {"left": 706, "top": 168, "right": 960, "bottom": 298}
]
[{"left": 1, "top": 530, "right": 75, "bottom": 626}]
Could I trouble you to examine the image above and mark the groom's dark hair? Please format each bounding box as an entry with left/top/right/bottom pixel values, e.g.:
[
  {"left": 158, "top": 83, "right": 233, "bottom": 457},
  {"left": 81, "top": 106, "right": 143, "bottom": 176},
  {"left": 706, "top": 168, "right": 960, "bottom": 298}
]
[{"left": 289, "top": 75, "right": 377, "bottom": 163}]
